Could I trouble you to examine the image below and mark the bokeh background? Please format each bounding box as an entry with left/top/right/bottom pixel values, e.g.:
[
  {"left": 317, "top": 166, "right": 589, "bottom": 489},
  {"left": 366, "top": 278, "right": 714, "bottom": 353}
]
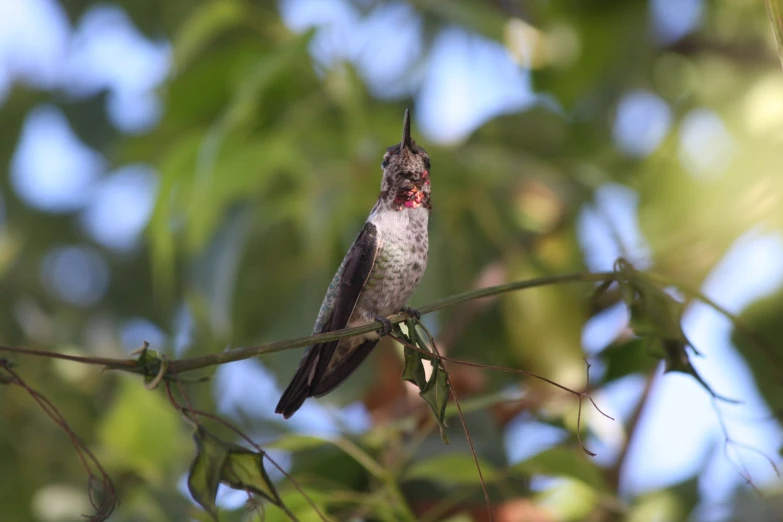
[{"left": 1, "top": 0, "right": 783, "bottom": 520}]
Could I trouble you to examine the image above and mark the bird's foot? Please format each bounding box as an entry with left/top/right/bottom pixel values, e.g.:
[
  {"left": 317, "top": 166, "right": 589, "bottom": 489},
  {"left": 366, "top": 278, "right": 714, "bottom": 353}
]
[
  {"left": 373, "top": 315, "right": 393, "bottom": 337},
  {"left": 402, "top": 306, "right": 421, "bottom": 321}
]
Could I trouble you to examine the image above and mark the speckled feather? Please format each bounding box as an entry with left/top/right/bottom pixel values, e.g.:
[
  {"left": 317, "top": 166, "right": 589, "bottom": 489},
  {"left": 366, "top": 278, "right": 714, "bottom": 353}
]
[{"left": 275, "top": 109, "right": 431, "bottom": 418}]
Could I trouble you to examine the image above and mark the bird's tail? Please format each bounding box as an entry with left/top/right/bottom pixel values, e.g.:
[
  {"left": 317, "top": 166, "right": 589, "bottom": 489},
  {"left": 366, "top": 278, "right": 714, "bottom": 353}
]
[
  {"left": 275, "top": 347, "right": 321, "bottom": 419},
  {"left": 275, "top": 336, "right": 380, "bottom": 418}
]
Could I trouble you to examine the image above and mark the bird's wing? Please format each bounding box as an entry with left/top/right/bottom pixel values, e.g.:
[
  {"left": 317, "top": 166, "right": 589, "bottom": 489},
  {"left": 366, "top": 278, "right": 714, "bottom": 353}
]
[{"left": 275, "top": 222, "right": 380, "bottom": 418}]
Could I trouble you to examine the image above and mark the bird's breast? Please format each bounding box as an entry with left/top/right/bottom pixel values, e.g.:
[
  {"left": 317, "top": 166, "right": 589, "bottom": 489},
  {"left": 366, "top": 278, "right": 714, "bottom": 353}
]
[{"left": 359, "top": 208, "right": 429, "bottom": 317}]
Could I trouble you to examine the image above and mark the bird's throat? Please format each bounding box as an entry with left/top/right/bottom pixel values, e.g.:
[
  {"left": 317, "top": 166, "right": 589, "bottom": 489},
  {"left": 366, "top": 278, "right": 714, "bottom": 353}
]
[{"left": 392, "top": 184, "right": 431, "bottom": 211}]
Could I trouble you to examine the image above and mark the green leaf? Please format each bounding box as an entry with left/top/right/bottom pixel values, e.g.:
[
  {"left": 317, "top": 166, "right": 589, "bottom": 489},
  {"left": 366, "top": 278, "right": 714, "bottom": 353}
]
[
  {"left": 401, "top": 346, "right": 427, "bottom": 390},
  {"left": 188, "top": 427, "right": 229, "bottom": 521},
  {"left": 613, "top": 259, "right": 738, "bottom": 402},
  {"left": 404, "top": 453, "right": 499, "bottom": 485},
  {"left": 659, "top": 339, "right": 739, "bottom": 404},
  {"left": 512, "top": 447, "right": 607, "bottom": 492},
  {"left": 406, "top": 318, "right": 428, "bottom": 349},
  {"left": 601, "top": 338, "right": 658, "bottom": 382},
  {"left": 398, "top": 319, "right": 450, "bottom": 444},
  {"left": 615, "top": 261, "right": 685, "bottom": 343},
  {"left": 222, "top": 446, "right": 281, "bottom": 505},
  {"left": 400, "top": 318, "right": 434, "bottom": 390},
  {"left": 731, "top": 289, "right": 783, "bottom": 416},
  {"left": 188, "top": 429, "right": 283, "bottom": 519},
  {"left": 420, "top": 361, "right": 450, "bottom": 444},
  {"left": 613, "top": 260, "right": 690, "bottom": 352}
]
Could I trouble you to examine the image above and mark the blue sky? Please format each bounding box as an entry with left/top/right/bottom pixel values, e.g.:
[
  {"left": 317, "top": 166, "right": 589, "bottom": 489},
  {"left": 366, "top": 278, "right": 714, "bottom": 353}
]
[{"left": 2, "top": 0, "right": 782, "bottom": 516}]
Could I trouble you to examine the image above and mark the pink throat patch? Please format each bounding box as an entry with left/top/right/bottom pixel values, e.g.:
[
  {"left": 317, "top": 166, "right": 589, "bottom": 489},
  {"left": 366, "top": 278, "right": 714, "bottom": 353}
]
[{"left": 393, "top": 185, "right": 429, "bottom": 211}]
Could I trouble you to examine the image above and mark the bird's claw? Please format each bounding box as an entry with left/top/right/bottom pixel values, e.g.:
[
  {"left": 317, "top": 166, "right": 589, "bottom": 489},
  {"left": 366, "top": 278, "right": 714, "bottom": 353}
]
[
  {"left": 402, "top": 306, "right": 421, "bottom": 321},
  {"left": 373, "top": 315, "right": 393, "bottom": 337}
]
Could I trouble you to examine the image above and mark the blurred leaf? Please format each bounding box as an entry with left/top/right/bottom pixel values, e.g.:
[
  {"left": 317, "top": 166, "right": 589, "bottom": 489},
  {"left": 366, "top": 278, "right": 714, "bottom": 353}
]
[
  {"left": 98, "top": 379, "right": 187, "bottom": 479},
  {"left": 147, "top": 131, "right": 202, "bottom": 299},
  {"left": 658, "top": 339, "right": 739, "bottom": 403},
  {"left": 221, "top": 448, "right": 280, "bottom": 505},
  {"left": 287, "top": 441, "right": 368, "bottom": 490},
  {"left": 261, "top": 488, "right": 331, "bottom": 522},
  {"left": 268, "top": 434, "right": 330, "bottom": 452},
  {"left": 0, "top": 231, "right": 23, "bottom": 280},
  {"left": 174, "top": 0, "right": 248, "bottom": 71},
  {"left": 444, "top": 390, "right": 521, "bottom": 419},
  {"left": 601, "top": 338, "right": 657, "bottom": 382},
  {"left": 730, "top": 482, "right": 783, "bottom": 521},
  {"left": 512, "top": 447, "right": 607, "bottom": 492},
  {"left": 629, "top": 487, "right": 691, "bottom": 522},
  {"left": 766, "top": 0, "right": 783, "bottom": 70},
  {"left": 667, "top": 474, "right": 700, "bottom": 520},
  {"left": 192, "top": 205, "right": 254, "bottom": 340},
  {"left": 414, "top": 0, "right": 506, "bottom": 40},
  {"left": 731, "top": 289, "right": 783, "bottom": 414},
  {"left": 404, "top": 453, "right": 499, "bottom": 485},
  {"left": 182, "top": 31, "right": 315, "bottom": 251},
  {"left": 533, "top": 1, "right": 648, "bottom": 110},
  {"left": 614, "top": 260, "right": 738, "bottom": 402},
  {"left": 188, "top": 427, "right": 228, "bottom": 521},
  {"left": 615, "top": 260, "right": 686, "bottom": 343}
]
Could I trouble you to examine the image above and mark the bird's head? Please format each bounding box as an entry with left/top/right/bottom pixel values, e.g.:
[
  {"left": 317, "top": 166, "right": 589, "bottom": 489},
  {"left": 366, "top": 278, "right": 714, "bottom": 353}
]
[{"left": 380, "top": 109, "right": 431, "bottom": 211}]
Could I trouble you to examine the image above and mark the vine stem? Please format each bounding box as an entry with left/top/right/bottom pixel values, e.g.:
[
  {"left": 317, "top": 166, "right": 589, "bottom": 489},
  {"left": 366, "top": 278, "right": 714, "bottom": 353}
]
[
  {"left": 416, "top": 322, "right": 494, "bottom": 522},
  {"left": 0, "top": 271, "right": 615, "bottom": 375}
]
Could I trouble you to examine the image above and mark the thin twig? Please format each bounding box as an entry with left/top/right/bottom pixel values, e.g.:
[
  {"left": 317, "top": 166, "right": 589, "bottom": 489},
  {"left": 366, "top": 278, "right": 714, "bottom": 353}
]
[
  {"left": 246, "top": 490, "right": 267, "bottom": 521},
  {"left": 711, "top": 396, "right": 779, "bottom": 494},
  {"left": 0, "top": 346, "right": 137, "bottom": 368},
  {"left": 416, "top": 322, "right": 494, "bottom": 522},
  {"left": 390, "top": 333, "right": 613, "bottom": 459},
  {"left": 391, "top": 333, "right": 613, "bottom": 417},
  {"left": 0, "top": 361, "right": 116, "bottom": 521},
  {"left": 575, "top": 360, "right": 596, "bottom": 457}
]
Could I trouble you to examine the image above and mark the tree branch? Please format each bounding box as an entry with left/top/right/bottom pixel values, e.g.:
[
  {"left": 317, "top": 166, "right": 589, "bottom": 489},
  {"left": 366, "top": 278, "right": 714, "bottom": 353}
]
[{"left": 0, "top": 271, "right": 615, "bottom": 376}]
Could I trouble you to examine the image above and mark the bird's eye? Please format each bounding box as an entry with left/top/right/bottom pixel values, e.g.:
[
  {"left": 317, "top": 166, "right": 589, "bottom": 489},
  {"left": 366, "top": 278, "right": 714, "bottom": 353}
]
[{"left": 424, "top": 157, "right": 431, "bottom": 169}]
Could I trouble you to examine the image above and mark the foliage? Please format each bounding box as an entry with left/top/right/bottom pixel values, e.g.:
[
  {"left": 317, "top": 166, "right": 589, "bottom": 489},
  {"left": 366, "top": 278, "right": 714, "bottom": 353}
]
[{"left": 1, "top": 0, "right": 783, "bottom": 521}]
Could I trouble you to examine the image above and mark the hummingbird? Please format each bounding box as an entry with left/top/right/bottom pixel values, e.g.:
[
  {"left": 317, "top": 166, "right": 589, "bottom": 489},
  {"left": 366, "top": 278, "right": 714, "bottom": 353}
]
[{"left": 276, "top": 109, "right": 431, "bottom": 418}]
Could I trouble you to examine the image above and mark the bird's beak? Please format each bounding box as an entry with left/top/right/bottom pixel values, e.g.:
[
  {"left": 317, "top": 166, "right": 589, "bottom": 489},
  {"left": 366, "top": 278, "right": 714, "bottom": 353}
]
[{"left": 400, "top": 108, "right": 413, "bottom": 151}]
